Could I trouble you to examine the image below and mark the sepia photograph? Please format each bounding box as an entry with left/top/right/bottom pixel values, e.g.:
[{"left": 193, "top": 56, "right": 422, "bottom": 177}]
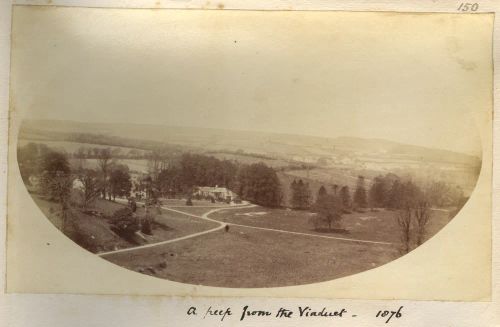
[{"left": 7, "top": 6, "right": 492, "bottom": 292}]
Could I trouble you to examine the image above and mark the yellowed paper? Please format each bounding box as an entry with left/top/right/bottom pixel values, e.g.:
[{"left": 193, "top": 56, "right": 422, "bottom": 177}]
[{"left": 6, "top": 6, "right": 493, "bottom": 301}]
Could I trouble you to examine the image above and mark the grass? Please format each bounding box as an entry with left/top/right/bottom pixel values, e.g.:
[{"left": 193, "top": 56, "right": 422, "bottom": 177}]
[
  {"left": 31, "top": 194, "right": 219, "bottom": 253},
  {"left": 29, "top": 189, "right": 456, "bottom": 287},
  {"left": 32, "top": 195, "right": 132, "bottom": 253},
  {"left": 104, "top": 225, "right": 400, "bottom": 288},
  {"left": 209, "top": 206, "right": 453, "bottom": 244}
]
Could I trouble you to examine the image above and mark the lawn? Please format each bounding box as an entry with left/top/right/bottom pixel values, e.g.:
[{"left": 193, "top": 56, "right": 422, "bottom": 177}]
[
  {"left": 104, "top": 225, "right": 400, "bottom": 288},
  {"left": 32, "top": 195, "right": 133, "bottom": 253},
  {"left": 31, "top": 194, "right": 219, "bottom": 253},
  {"left": 209, "top": 206, "right": 453, "bottom": 245}
]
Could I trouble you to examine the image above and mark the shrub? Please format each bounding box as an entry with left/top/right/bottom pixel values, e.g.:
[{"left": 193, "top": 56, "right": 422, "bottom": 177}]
[
  {"left": 112, "top": 207, "right": 133, "bottom": 220},
  {"left": 141, "top": 219, "right": 152, "bottom": 235}
]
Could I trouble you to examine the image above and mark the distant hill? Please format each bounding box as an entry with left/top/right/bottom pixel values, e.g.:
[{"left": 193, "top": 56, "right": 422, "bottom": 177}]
[{"left": 19, "top": 119, "right": 480, "bottom": 168}]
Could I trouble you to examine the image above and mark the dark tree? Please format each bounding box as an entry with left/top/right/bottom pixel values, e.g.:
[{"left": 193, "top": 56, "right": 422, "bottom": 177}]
[
  {"left": 397, "top": 206, "right": 412, "bottom": 254},
  {"left": 353, "top": 175, "right": 367, "bottom": 208},
  {"left": 311, "top": 193, "right": 343, "bottom": 231},
  {"left": 77, "top": 169, "right": 101, "bottom": 209},
  {"left": 97, "top": 148, "right": 112, "bottom": 199},
  {"left": 39, "top": 151, "right": 72, "bottom": 231},
  {"left": 414, "top": 200, "right": 431, "bottom": 246},
  {"left": 291, "top": 179, "right": 311, "bottom": 210},
  {"left": 369, "top": 175, "right": 388, "bottom": 208},
  {"left": 109, "top": 168, "right": 132, "bottom": 201},
  {"left": 237, "top": 163, "right": 282, "bottom": 207},
  {"left": 339, "top": 185, "right": 351, "bottom": 209}
]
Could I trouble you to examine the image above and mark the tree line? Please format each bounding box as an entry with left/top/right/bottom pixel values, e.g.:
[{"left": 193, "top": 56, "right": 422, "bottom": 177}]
[{"left": 289, "top": 172, "right": 466, "bottom": 246}]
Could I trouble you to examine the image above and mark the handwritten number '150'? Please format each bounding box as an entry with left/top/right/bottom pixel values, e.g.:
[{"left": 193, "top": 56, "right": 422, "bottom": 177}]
[{"left": 457, "top": 3, "right": 479, "bottom": 11}]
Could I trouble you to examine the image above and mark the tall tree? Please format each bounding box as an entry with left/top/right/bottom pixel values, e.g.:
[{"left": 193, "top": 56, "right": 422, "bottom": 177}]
[
  {"left": 291, "top": 179, "right": 311, "bottom": 210},
  {"left": 369, "top": 175, "right": 388, "bottom": 208},
  {"left": 339, "top": 185, "right": 351, "bottom": 209},
  {"left": 312, "top": 193, "right": 343, "bottom": 231},
  {"left": 397, "top": 205, "right": 412, "bottom": 254},
  {"left": 353, "top": 175, "right": 367, "bottom": 208},
  {"left": 97, "top": 148, "right": 112, "bottom": 199},
  {"left": 237, "top": 163, "right": 282, "bottom": 207},
  {"left": 39, "top": 151, "right": 72, "bottom": 231},
  {"left": 109, "top": 168, "right": 132, "bottom": 201},
  {"left": 414, "top": 200, "right": 431, "bottom": 246},
  {"left": 77, "top": 169, "right": 101, "bottom": 210}
]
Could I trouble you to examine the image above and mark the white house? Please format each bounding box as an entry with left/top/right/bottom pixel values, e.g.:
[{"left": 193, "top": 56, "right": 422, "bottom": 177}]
[{"left": 193, "top": 186, "right": 237, "bottom": 201}]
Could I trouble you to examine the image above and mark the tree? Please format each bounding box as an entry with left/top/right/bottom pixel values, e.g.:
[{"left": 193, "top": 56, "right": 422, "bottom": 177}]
[
  {"left": 75, "top": 147, "right": 87, "bottom": 169},
  {"left": 339, "top": 185, "right": 351, "bottom": 209},
  {"left": 331, "top": 184, "right": 339, "bottom": 196},
  {"left": 317, "top": 185, "right": 328, "bottom": 201},
  {"left": 39, "top": 151, "right": 72, "bottom": 231},
  {"left": 414, "top": 200, "right": 431, "bottom": 246},
  {"left": 291, "top": 179, "right": 311, "bottom": 210},
  {"left": 39, "top": 151, "right": 71, "bottom": 199},
  {"left": 77, "top": 169, "right": 101, "bottom": 209},
  {"left": 97, "top": 148, "right": 112, "bottom": 199},
  {"left": 386, "top": 179, "right": 403, "bottom": 209},
  {"left": 353, "top": 175, "right": 367, "bottom": 208},
  {"left": 17, "top": 142, "right": 49, "bottom": 186},
  {"left": 109, "top": 168, "right": 132, "bottom": 201},
  {"left": 397, "top": 206, "right": 412, "bottom": 254},
  {"left": 369, "top": 175, "right": 388, "bottom": 208},
  {"left": 311, "top": 193, "right": 343, "bottom": 231},
  {"left": 237, "top": 163, "right": 282, "bottom": 207}
]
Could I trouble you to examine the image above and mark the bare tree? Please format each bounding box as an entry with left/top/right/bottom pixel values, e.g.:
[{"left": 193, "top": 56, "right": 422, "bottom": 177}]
[
  {"left": 397, "top": 206, "right": 412, "bottom": 254},
  {"left": 77, "top": 169, "right": 101, "bottom": 210},
  {"left": 414, "top": 200, "right": 431, "bottom": 246},
  {"left": 75, "top": 147, "right": 87, "bottom": 169},
  {"left": 97, "top": 148, "right": 112, "bottom": 199}
]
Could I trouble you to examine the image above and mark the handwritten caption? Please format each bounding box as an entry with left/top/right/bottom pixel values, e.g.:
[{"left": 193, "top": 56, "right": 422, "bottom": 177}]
[{"left": 186, "top": 305, "right": 403, "bottom": 323}]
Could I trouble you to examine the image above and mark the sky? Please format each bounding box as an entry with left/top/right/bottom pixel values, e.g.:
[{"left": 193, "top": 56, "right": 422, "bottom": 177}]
[{"left": 10, "top": 7, "right": 493, "bottom": 155}]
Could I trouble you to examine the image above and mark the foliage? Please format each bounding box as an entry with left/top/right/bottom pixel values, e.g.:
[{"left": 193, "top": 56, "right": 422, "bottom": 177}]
[
  {"left": 291, "top": 179, "right": 312, "bottom": 210},
  {"left": 414, "top": 200, "right": 431, "bottom": 246},
  {"left": 397, "top": 206, "right": 412, "bottom": 254},
  {"left": 311, "top": 187, "right": 344, "bottom": 231},
  {"left": 109, "top": 168, "right": 132, "bottom": 200},
  {"left": 339, "top": 185, "right": 351, "bottom": 209},
  {"left": 353, "top": 175, "right": 367, "bottom": 208},
  {"left": 110, "top": 207, "right": 141, "bottom": 242},
  {"left": 237, "top": 163, "right": 282, "bottom": 207},
  {"left": 76, "top": 168, "right": 101, "bottom": 209}
]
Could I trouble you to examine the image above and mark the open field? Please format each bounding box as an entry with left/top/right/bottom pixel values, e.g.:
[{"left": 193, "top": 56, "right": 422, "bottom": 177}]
[
  {"left": 18, "top": 139, "right": 145, "bottom": 155},
  {"left": 68, "top": 158, "right": 149, "bottom": 173},
  {"left": 210, "top": 205, "right": 453, "bottom": 244},
  {"left": 208, "top": 152, "right": 291, "bottom": 168},
  {"left": 104, "top": 225, "right": 400, "bottom": 287}
]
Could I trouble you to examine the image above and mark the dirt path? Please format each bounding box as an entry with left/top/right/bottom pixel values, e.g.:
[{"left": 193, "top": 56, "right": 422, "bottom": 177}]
[
  {"left": 99, "top": 202, "right": 393, "bottom": 258},
  {"left": 98, "top": 203, "right": 253, "bottom": 257}
]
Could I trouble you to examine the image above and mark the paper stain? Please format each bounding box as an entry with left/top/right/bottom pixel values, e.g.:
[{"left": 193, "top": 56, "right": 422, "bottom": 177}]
[{"left": 446, "top": 36, "right": 477, "bottom": 72}]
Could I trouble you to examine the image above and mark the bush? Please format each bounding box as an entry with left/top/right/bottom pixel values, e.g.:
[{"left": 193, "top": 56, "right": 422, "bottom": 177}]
[
  {"left": 186, "top": 198, "right": 193, "bottom": 206},
  {"left": 112, "top": 207, "right": 133, "bottom": 220},
  {"left": 110, "top": 207, "right": 141, "bottom": 243},
  {"left": 141, "top": 219, "right": 152, "bottom": 235}
]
